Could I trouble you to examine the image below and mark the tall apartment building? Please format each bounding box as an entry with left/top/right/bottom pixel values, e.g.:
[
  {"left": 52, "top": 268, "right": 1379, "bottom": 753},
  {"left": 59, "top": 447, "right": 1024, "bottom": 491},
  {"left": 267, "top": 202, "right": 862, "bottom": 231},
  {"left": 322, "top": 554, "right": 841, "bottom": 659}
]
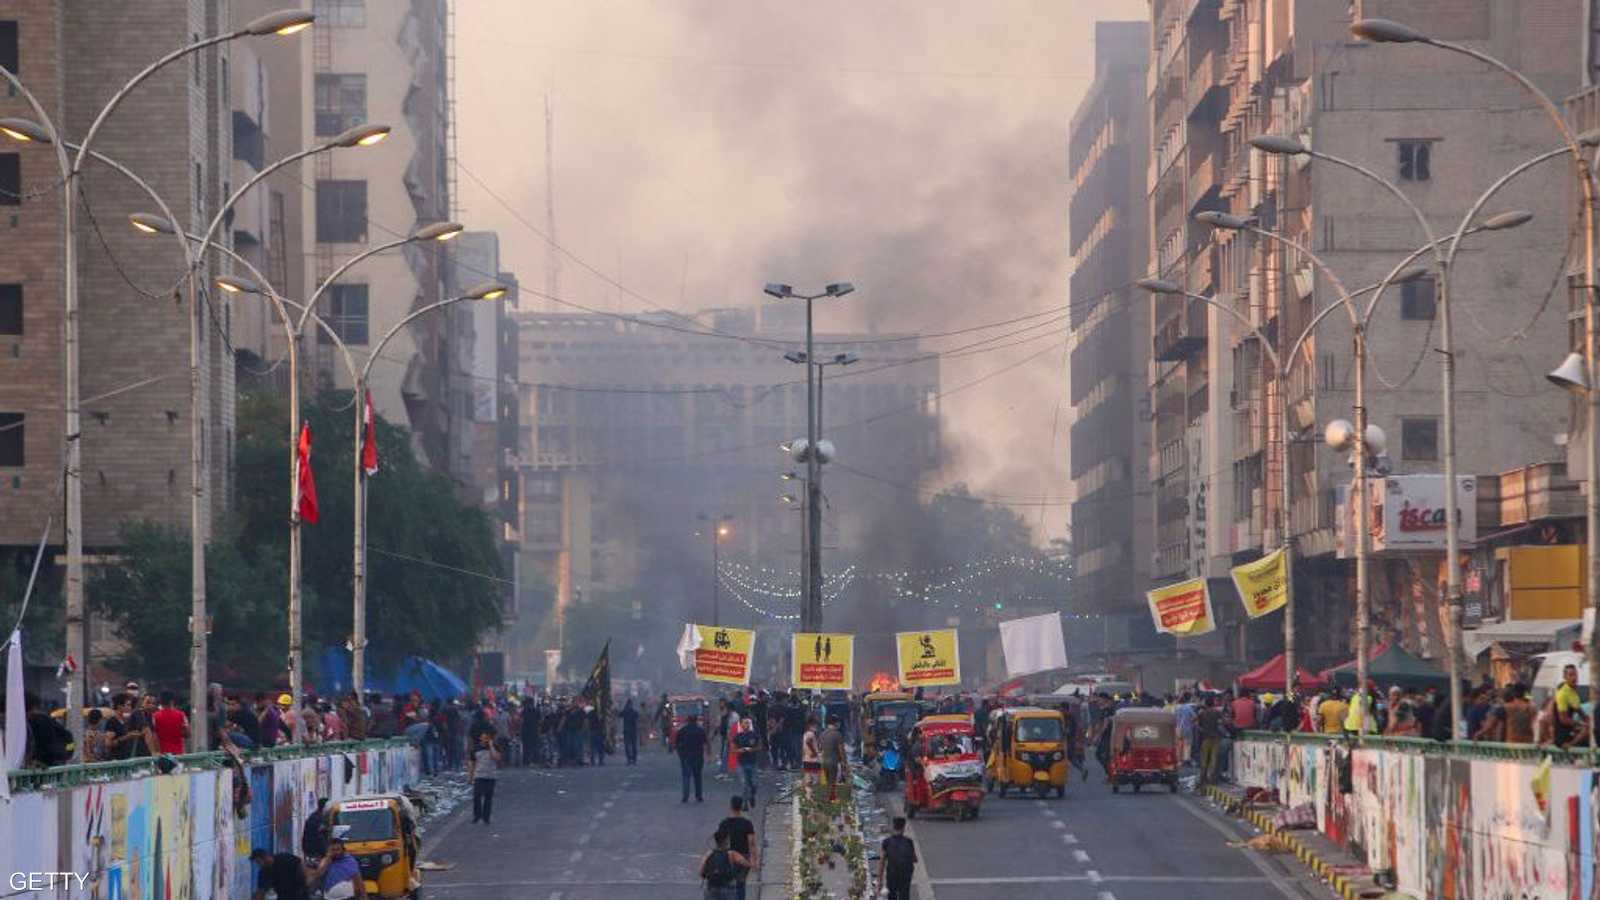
[
  {"left": 1148, "top": 0, "right": 1578, "bottom": 663},
  {"left": 1067, "top": 22, "right": 1153, "bottom": 642},
  {"left": 300, "top": 0, "right": 454, "bottom": 468},
  {"left": 511, "top": 307, "right": 941, "bottom": 671},
  {"left": 0, "top": 2, "right": 237, "bottom": 554}
]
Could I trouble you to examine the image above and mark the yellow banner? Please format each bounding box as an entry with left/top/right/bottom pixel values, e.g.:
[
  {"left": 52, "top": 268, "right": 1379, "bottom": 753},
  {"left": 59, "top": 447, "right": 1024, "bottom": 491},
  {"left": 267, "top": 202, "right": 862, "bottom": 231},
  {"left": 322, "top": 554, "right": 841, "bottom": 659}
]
[
  {"left": 1146, "top": 577, "right": 1216, "bottom": 636},
  {"left": 792, "top": 633, "right": 854, "bottom": 690},
  {"left": 1231, "top": 548, "right": 1290, "bottom": 619},
  {"left": 693, "top": 625, "right": 755, "bottom": 685},
  {"left": 895, "top": 629, "right": 961, "bottom": 687}
]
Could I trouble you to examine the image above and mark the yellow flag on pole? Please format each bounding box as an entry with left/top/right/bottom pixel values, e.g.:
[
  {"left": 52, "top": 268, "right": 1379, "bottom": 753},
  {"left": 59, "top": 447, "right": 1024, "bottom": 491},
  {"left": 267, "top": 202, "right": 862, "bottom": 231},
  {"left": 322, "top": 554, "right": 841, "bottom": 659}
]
[
  {"left": 792, "top": 633, "right": 854, "bottom": 690},
  {"left": 895, "top": 629, "right": 961, "bottom": 687},
  {"left": 691, "top": 625, "right": 755, "bottom": 685},
  {"left": 1230, "top": 548, "right": 1290, "bottom": 619}
]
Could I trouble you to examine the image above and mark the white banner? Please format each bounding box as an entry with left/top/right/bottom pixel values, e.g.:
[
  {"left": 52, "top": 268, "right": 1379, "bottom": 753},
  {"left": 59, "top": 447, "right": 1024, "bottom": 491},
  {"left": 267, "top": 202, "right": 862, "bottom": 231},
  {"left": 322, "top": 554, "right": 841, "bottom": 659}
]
[
  {"left": 3, "top": 630, "right": 23, "bottom": 799},
  {"left": 998, "top": 612, "right": 1068, "bottom": 678}
]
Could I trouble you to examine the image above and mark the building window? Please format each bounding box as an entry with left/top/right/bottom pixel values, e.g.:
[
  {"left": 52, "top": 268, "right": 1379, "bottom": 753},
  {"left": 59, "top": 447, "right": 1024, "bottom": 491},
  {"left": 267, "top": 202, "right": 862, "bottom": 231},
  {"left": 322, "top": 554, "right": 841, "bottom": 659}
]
[
  {"left": 0, "top": 153, "right": 18, "bottom": 206},
  {"left": 0, "top": 284, "right": 19, "bottom": 335},
  {"left": 1400, "top": 276, "right": 1436, "bottom": 320},
  {"left": 314, "top": 74, "right": 367, "bottom": 136},
  {"left": 192, "top": 33, "right": 201, "bottom": 85},
  {"left": 313, "top": 0, "right": 366, "bottom": 27},
  {"left": 232, "top": 111, "right": 264, "bottom": 169},
  {"left": 194, "top": 161, "right": 204, "bottom": 214},
  {"left": 0, "top": 413, "right": 21, "bottom": 467},
  {"left": 1401, "top": 417, "right": 1438, "bottom": 461},
  {"left": 1398, "top": 141, "right": 1431, "bottom": 181},
  {"left": 324, "top": 284, "right": 369, "bottom": 344},
  {"left": 315, "top": 179, "right": 367, "bottom": 243},
  {"left": 0, "top": 21, "right": 18, "bottom": 74}
]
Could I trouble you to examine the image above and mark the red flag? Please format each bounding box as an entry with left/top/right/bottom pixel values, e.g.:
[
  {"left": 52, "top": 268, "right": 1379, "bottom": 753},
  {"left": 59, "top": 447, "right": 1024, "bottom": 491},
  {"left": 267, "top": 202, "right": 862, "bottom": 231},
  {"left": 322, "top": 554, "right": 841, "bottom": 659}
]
[
  {"left": 296, "top": 422, "right": 319, "bottom": 524},
  {"left": 361, "top": 390, "right": 379, "bottom": 476}
]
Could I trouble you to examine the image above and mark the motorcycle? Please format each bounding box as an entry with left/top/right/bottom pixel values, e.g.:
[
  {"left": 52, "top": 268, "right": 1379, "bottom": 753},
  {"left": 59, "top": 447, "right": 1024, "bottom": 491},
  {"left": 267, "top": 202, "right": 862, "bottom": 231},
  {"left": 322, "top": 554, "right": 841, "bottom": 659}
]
[{"left": 875, "top": 736, "right": 904, "bottom": 791}]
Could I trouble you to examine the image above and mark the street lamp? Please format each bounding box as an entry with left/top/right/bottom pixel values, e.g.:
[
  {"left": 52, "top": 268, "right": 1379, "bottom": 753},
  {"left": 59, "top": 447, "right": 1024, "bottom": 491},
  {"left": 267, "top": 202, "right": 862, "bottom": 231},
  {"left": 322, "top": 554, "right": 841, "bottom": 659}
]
[
  {"left": 698, "top": 513, "right": 735, "bottom": 626},
  {"left": 1352, "top": 15, "right": 1600, "bottom": 748},
  {"left": 765, "top": 281, "right": 854, "bottom": 633},
  {"left": 1253, "top": 128, "right": 1553, "bottom": 736},
  {"left": 0, "top": 11, "right": 314, "bottom": 756}
]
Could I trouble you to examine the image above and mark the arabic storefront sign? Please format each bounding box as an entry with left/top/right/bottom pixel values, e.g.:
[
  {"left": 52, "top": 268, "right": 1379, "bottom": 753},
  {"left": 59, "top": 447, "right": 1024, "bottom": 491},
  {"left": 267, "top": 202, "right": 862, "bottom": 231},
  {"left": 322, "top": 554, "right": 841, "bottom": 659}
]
[
  {"left": 791, "top": 632, "right": 854, "bottom": 690},
  {"left": 1231, "top": 548, "right": 1289, "bottom": 619},
  {"left": 692, "top": 625, "right": 754, "bottom": 686},
  {"left": 1146, "top": 577, "right": 1216, "bottom": 636},
  {"left": 895, "top": 629, "right": 961, "bottom": 687}
]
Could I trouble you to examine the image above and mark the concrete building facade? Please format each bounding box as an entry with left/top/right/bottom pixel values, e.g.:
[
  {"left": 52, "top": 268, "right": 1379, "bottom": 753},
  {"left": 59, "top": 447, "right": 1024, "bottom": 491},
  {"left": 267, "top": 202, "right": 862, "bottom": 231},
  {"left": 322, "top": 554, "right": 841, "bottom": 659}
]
[
  {"left": 1146, "top": 0, "right": 1579, "bottom": 665},
  {"left": 1067, "top": 23, "right": 1154, "bottom": 633}
]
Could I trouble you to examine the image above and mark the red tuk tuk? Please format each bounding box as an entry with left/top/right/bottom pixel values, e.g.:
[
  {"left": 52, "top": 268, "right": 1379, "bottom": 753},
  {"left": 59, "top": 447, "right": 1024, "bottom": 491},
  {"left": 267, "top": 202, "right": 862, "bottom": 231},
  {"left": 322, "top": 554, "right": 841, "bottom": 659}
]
[
  {"left": 904, "top": 714, "right": 984, "bottom": 820},
  {"left": 667, "top": 694, "right": 709, "bottom": 746},
  {"left": 1107, "top": 707, "right": 1178, "bottom": 793}
]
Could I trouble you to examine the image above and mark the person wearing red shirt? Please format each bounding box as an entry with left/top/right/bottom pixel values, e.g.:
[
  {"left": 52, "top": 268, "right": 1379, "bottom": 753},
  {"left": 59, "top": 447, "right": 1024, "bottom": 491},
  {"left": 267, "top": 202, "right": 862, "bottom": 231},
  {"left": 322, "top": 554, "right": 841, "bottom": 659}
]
[
  {"left": 152, "top": 691, "right": 190, "bottom": 755},
  {"left": 1230, "top": 689, "right": 1257, "bottom": 731}
]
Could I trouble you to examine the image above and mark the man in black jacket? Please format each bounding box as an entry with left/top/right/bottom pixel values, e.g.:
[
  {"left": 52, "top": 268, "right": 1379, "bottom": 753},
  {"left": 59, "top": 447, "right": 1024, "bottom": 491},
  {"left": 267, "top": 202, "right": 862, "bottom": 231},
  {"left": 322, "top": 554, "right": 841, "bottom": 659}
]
[{"left": 674, "top": 714, "right": 709, "bottom": 803}]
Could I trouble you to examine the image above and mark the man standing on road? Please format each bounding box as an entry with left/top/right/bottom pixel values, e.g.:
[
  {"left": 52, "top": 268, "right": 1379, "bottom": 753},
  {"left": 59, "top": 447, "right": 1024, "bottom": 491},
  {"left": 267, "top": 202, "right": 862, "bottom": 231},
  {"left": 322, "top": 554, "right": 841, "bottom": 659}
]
[
  {"left": 1196, "top": 696, "right": 1223, "bottom": 785},
  {"left": 621, "top": 699, "right": 640, "bottom": 765},
  {"left": 469, "top": 730, "right": 502, "bottom": 825},
  {"left": 717, "top": 795, "right": 759, "bottom": 900},
  {"left": 877, "top": 816, "right": 917, "bottom": 900},
  {"left": 675, "top": 714, "right": 709, "bottom": 803},
  {"left": 818, "top": 715, "right": 846, "bottom": 801},
  {"left": 733, "top": 714, "right": 760, "bottom": 806}
]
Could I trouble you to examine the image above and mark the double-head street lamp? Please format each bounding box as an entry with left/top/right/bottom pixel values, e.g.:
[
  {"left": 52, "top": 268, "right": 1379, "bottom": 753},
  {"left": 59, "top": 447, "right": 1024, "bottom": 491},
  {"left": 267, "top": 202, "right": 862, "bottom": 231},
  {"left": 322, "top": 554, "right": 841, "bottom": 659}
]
[
  {"left": 0, "top": 7, "right": 314, "bottom": 755},
  {"left": 1352, "top": 15, "right": 1600, "bottom": 746},
  {"left": 764, "top": 282, "right": 854, "bottom": 633}
]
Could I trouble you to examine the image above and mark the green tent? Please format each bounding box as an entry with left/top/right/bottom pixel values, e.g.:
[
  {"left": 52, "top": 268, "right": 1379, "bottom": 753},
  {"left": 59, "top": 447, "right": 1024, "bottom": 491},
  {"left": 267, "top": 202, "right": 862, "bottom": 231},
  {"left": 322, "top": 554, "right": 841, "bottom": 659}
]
[{"left": 1326, "top": 643, "right": 1450, "bottom": 691}]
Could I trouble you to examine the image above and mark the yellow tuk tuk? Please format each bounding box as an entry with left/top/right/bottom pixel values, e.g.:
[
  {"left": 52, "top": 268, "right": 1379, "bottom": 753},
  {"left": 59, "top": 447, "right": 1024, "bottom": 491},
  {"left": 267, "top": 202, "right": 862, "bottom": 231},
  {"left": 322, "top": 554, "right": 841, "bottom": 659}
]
[
  {"left": 860, "top": 691, "right": 919, "bottom": 758},
  {"left": 984, "top": 707, "right": 1068, "bottom": 798},
  {"left": 327, "top": 793, "right": 422, "bottom": 898}
]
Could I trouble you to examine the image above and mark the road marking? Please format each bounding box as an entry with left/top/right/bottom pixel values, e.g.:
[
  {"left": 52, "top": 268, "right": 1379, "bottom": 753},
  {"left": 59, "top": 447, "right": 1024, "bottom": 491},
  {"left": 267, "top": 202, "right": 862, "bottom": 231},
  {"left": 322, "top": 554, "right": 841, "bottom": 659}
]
[
  {"left": 1062, "top": 833, "right": 1079, "bottom": 844},
  {"left": 569, "top": 849, "right": 584, "bottom": 863},
  {"left": 1049, "top": 819, "right": 1065, "bottom": 829},
  {"left": 929, "top": 875, "right": 1272, "bottom": 885},
  {"left": 1073, "top": 849, "right": 1092, "bottom": 864},
  {"left": 577, "top": 832, "right": 592, "bottom": 845},
  {"left": 1041, "top": 808, "right": 1058, "bottom": 818},
  {"left": 1173, "top": 796, "right": 1302, "bottom": 900},
  {"left": 1097, "top": 893, "right": 1117, "bottom": 900},
  {"left": 602, "top": 799, "right": 615, "bottom": 809},
  {"left": 548, "top": 892, "right": 562, "bottom": 900}
]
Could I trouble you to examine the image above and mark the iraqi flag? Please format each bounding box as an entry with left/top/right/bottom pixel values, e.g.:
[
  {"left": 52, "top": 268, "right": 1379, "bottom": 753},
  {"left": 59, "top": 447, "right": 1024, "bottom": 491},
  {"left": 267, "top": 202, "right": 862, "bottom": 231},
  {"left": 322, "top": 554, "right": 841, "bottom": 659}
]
[
  {"left": 361, "top": 390, "right": 379, "bottom": 476},
  {"left": 296, "top": 421, "right": 320, "bottom": 524}
]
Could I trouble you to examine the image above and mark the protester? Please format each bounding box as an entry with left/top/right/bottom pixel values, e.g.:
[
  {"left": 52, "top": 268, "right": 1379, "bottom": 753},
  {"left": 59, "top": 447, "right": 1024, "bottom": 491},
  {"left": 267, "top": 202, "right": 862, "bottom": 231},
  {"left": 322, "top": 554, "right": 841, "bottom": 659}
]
[
  {"left": 301, "top": 798, "right": 330, "bottom": 862},
  {"left": 877, "top": 816, "right": 918, "bottom": 900},
  {"left": 24, "top": 692, "right": 74, "bottom": 767},
  {"left": 308, "top": 836, "right": 367, "bottom": 898},
  {"left": 469, "top": 730, "right": 502, "bottom": 825},
  {"left": 152, "top": 691, "right": 190, "bottom": 755},
  {"left": 675, "top": 713, "right": 709, "bottom": 803},
  {"left": 82, "top": 708, "right": 109, "bottom": 762},
  {"left": 718, "top": 795, "right": 759, "bottom": 900},
  {"left": 1502, "top": 684, "right": 1536, "bottom": 744},
  {"left": 1317, "top": 689, "right": 1348, "bottom": 735},
  {"left": 800, "top": 716, "right": 822, "bottom": 784},
  {"left": 1196, "top": 695, "right": 1223, "bottom": 785},
  {"left": 620, "top": 698, "right": 640, "bottom": 765},
  {"left": 250, "top": 847, "right": 310, "bottom": 900},
  {"left": 818, "top": 715, "right": 847, "bottom": 801},
  {"left": 699, "top": 828, "right": 748, "bottom": 900},
  {"left": 733, "top": 712, "right": 760, "bottom": 806},
  {"left": 1230, "top": 688, "right": 1257, "bottom": 731},
  {"left": 341, "top": 692, "right": 369, "bottom": 741}
]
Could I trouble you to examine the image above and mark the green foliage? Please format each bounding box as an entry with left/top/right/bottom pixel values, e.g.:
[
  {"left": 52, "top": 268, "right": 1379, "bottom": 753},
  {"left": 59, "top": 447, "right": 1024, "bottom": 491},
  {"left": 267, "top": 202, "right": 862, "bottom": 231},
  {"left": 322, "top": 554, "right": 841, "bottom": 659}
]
[
  {"left": 0, "top": 547, "right": 63, "bottom": 661},
  {"left": 92, "top": 389, "right": 504, "bottom": 688}
]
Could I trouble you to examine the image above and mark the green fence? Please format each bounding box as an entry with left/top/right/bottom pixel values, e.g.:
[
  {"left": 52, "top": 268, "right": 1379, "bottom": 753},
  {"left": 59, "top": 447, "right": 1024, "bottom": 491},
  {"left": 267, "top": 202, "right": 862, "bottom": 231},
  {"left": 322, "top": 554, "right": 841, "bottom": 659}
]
[
  {"left": 1235, "top": 729, "right": 1600, "bottom": 766},
  {"left": 6, "top": 738, "right": 414, "bottom": 794}
]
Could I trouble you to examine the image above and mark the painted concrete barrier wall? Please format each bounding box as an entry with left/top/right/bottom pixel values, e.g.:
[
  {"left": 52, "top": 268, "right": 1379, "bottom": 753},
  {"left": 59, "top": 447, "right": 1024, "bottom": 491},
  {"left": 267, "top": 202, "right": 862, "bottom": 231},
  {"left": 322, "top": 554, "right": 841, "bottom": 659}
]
[
  {"left": 1232, "top": 737, "right": 1599, "bottom": 898},
  {"left": 0, "top": 743, "right": 419, "bottom": 899}
]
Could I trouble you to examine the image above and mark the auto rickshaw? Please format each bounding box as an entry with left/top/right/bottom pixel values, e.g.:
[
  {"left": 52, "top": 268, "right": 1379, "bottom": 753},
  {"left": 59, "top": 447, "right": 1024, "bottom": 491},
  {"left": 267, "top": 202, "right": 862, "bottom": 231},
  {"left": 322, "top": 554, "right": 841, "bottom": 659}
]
[
  {"left": 666, "top": 694, "right": 709, "bottom": 746},
  {"left": 983, "top": 707, "right": 1069, "bottom": 798},
  {"left": 859, "top": 691, "right": 919, "bottom": 759},
  {"left": 904, "top": 714, "right": 984, "bottom": 821},
  {"left": 326, "top": 793, "right": 422, "bottom": 898},
  {"left": 1107, "top": 707, "right": 1179, "bottom": 794}
]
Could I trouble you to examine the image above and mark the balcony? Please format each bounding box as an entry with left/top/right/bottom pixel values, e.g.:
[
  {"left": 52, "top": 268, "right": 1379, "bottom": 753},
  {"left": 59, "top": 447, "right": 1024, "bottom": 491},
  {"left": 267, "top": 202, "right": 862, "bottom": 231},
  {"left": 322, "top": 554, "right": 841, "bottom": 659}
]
[
  {"left": 1188, "top": 152, "right": 1220, "bottom": 214},
  {"left": 1187, "top": 46, "right": 1226, "bottom": 115},
  {"left": 1567, "top": 84, "right": 1600, "bottom": 136},
  {"left": 1153, "top": 303, "right": 1208, "bottom": 362}
]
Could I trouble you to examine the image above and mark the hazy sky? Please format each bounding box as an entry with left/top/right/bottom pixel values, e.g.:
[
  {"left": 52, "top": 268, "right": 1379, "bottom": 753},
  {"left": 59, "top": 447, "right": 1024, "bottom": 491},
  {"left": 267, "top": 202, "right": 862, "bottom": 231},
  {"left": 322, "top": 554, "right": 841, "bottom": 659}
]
[{"left": 455, "top": 0, "right": 1147, "bottom": 543}]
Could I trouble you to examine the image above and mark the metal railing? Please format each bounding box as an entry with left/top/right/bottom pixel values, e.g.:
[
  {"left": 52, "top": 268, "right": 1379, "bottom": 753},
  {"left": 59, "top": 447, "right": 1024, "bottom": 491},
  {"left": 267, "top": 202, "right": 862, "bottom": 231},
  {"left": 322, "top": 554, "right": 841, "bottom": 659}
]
[
  {"left": 6, "top": 737, "right": 413, "bottom": 794},
  {"left": 1235, "top": 729, "right": 1600, "bottom": 766}
]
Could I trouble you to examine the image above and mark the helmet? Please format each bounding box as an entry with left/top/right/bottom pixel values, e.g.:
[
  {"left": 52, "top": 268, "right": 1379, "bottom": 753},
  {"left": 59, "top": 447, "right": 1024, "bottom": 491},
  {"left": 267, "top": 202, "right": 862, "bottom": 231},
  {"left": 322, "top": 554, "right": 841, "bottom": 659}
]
[{"left": 277, "top": 693, "right": 293, "bottom": 707}]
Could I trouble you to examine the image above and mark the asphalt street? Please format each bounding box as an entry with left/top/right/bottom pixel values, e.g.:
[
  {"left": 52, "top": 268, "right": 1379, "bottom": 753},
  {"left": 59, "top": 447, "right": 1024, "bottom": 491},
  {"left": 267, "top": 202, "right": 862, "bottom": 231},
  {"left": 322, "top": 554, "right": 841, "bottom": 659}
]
[
  {"left": 416, "top": 745, "right": 769, "bottom": 900},
  {"left": 413, "top": 746, "right": 1334, "bottom": 900}
]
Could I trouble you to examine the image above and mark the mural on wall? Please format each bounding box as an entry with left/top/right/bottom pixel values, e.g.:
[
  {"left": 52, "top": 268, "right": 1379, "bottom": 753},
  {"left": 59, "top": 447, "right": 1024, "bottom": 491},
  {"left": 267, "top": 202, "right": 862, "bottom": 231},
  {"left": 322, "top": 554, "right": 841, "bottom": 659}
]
[{"left": 3, "top": 743, "right": 417, "bottom": 900}]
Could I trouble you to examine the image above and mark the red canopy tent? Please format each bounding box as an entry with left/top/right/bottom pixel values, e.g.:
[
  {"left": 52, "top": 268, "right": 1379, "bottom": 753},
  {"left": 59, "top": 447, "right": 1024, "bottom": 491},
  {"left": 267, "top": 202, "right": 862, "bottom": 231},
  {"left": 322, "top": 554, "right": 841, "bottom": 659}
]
[{"left": 1236, "top": 653, "right": 1326, "bottom": 692}]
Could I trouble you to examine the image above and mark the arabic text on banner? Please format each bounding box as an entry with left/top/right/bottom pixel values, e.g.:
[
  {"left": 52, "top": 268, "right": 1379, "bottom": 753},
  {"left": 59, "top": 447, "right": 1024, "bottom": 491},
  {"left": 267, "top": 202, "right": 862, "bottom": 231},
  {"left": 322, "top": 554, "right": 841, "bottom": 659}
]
[
  {"left": 1230, "top": 548, "right": 1289, "bottom": 619},
  {"left": 1145, "top": 577, "right": 1216, "bottom": 636},
  {"left": 792, "top": 633, "right": 854, "bottom": 690},
  {"left": 692, "top": 625, "right": 755, "bottom": 685},
  {"left": 895, "top": 629, "right": 962, "bottom": 687}
]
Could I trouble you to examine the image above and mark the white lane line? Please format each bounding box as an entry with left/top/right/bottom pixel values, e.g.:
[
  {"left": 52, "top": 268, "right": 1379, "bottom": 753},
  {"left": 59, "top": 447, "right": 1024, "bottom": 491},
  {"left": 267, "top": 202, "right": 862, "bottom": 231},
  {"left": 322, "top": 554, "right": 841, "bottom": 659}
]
[
  {"left": 1073, "top": 849, "right": 1092, "bottom": 864},
  {"left": 1049, "top": 819, "right": 1065, "bottom": 829},
  {"left": 928, "top": 876, "right": 1272, "bottom": 885},
  {"left": 569, "top": 849, "right": 584, "bottom": 863},
  {"left": 1062, "top": 833, "right": 1079, "bottom": 844},
  {"left": 577, "top": 832, "right": 592, "bottom": 845},
  {"left": 548, "top": 892, "right": 563, "bottom": 900},
  {"left": 1173, "top": 795, "right": 1301, "bottom": 900},
  {"left": 602, "top": 799, "right": 615, "bottom": 809},
  {"left": 1041, "top": 809, "right": 1058, "bottom": 818},
  {"left": 1086, "top": 870, "right": 1103, "bottom": 884},
  {"left": 1097, "top": 893, "right": 1117, "bottom": 900}
]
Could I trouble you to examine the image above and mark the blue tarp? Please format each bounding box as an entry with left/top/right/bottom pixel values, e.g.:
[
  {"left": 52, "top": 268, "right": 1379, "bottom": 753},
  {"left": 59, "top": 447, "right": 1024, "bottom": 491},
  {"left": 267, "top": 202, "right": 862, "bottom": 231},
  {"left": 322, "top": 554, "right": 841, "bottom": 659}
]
[{"left": 316, "top": 648, "right": 470, "bottom": 699}]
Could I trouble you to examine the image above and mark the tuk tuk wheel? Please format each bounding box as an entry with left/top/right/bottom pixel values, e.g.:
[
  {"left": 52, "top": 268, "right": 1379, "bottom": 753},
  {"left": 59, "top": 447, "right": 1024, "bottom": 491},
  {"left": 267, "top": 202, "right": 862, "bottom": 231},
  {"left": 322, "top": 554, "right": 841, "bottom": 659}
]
[
  {"left": 1055, "top": 785, "right": 1066, "bottom": 799},
  {"left": 983, "top": 776, "right": 993, "bottom": 793},
  {"left": 1110, "top": 781, "right": 1119, "bottom": 794},
  {"left": 1168, "top": 779, "right": 1179, "bottom": 794},
  {"left": 997, "top": 782, "right": 1008, "bottom": 797},
  {"left": 1131, "top": 782, "right": 1141, "bottom": 794},
  {"left": 906, "top": 803, "right": 917, "bottom": 819},
  {"left": 1032, "top": 783, "right": 1049, "bottom": 800}
]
